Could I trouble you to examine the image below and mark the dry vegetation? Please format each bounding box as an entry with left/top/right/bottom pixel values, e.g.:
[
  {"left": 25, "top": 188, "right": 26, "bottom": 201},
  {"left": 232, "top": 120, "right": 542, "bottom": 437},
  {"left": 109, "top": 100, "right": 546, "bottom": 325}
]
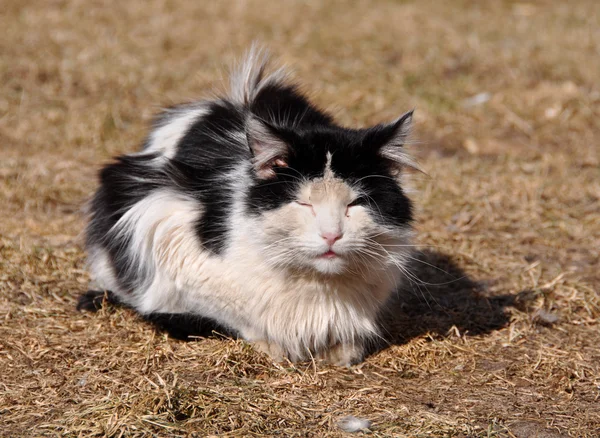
[{"left": 1, "top": 0, "right": 599, "bottom": 436}]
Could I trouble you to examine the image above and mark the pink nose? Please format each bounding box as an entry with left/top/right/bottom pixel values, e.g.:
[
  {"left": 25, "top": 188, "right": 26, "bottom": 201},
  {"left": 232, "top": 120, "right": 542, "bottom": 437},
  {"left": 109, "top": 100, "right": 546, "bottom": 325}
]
[{"left": 320, "top": 231, "right": 343, "bottom": 246}]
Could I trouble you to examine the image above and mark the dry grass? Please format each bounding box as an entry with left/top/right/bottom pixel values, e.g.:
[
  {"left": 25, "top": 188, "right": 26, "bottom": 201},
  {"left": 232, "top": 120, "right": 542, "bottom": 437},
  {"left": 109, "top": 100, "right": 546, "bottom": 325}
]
[{"left": 1, "top": 0, "right": 599, "bottom": 436}]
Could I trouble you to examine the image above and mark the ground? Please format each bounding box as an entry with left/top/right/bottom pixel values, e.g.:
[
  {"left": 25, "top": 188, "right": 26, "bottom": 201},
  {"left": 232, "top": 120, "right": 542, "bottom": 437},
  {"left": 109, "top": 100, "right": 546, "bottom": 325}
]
[{"left": 1, "top": 0, "right": 599, "bottom": 436}]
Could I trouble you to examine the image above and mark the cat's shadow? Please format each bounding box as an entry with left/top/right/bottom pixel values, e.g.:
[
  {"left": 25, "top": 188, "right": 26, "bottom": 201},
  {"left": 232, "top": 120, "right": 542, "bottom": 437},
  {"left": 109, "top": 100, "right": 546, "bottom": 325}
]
[{"left": 372, "top": 249, "right": 530, "bottom": 355}]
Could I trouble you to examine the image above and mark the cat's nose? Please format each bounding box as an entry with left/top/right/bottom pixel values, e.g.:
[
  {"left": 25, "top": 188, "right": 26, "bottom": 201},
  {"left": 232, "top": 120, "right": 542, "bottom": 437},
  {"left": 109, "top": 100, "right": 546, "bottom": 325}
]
[{"left": 320, "top": 231, "right": 343, "bottom": 246}]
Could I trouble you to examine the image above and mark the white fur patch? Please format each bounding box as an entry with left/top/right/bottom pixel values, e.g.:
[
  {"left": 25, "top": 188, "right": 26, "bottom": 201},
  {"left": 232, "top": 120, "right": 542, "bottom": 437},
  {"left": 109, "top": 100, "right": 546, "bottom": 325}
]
[
  {"left": 87, "top": 246, "right": 121, "bottom": 293},
  {"left": 106, "top": 189, "right": 204, "bottom": 311},
  {"left": 143, "top": 105, "right": 208, "bottom": 160},
  {"left": 324, "top": 151, "right": 334, "bottom": 179}
]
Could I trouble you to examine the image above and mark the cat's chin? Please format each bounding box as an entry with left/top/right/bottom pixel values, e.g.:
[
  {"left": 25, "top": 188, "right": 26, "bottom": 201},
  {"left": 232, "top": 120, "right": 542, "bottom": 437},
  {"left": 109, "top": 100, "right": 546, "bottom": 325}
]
[{"left": 310, "top": 256, "right": 348, "bottom": 275}]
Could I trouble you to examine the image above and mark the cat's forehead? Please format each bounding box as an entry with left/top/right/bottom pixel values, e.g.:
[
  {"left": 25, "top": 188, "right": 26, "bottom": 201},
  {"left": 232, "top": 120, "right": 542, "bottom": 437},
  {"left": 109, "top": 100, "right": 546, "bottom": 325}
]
[
  {"left": 297, "top": 129, "right": 361, "bottom": 153},
  {"left": 297, "top": 153, "right": 357, "bottom": 203},
  {"left": 287, "top": 128, "right": 380, "bottom": 180},
  {"left": 298, "top": 178, "right": 355, "bottom": 204}
]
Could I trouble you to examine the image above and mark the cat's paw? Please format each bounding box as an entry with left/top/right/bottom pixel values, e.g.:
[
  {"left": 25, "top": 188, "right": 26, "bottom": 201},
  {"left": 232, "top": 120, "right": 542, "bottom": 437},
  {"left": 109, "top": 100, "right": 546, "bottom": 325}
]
[
  {"left": 316, "top": 343, "right": 364, "bottom": 367},
  {"left": 76, "top": 290, "right": 119, "bottom": 312},
  {"left": 252, "top": 340, "right": 288, "bottom": 362}
]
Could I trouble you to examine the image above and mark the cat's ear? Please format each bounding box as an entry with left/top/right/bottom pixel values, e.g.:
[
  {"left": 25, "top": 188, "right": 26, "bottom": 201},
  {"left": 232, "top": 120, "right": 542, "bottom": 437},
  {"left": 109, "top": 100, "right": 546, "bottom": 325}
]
[
  {"left": 371, "top": 110, "right": 421, "bottom": 173},
  {"left": 246, "top": 116, "right": 290, "bottom": 179}
]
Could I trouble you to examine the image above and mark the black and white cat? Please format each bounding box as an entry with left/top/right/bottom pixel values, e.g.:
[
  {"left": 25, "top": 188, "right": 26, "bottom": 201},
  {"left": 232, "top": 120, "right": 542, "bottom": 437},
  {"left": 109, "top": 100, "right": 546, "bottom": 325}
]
[{"left": 79, "top": 47, "right": 418, "bottom": 365}]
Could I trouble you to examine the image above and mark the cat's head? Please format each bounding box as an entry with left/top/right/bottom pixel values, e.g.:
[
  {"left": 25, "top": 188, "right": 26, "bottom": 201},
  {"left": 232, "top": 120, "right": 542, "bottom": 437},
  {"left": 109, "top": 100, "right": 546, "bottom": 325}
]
[{"left": 243, "top": 111, "right": 416, "bottom": 276}]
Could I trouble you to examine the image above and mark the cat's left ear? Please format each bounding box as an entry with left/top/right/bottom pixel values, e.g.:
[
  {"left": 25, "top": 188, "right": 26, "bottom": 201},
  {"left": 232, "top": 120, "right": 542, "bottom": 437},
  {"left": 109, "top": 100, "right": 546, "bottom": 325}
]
[
  {"left": 246, "top": 116, "right": 291, "bottom": 179},
  {"left": 371, "top": 110, "right": 421, "bottom": 173}
]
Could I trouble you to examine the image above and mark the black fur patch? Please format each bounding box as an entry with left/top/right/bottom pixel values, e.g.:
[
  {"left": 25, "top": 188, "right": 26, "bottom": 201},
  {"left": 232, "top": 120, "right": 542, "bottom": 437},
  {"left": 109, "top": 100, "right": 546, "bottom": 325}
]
[
  {"left": 142, "top": 313, "right": 238, "bottom": 340},
  {"left": 329, "top": 127, "right": 413, "bottom": 227},
  {"left": 77, "top": 290, "right": 121, "bottom": 312},
  {"left": 251, "top": 83, "right": 333, "bottom": 127},
  {"left": 173, "top": 102, "right": 248, "bottom": 254}
]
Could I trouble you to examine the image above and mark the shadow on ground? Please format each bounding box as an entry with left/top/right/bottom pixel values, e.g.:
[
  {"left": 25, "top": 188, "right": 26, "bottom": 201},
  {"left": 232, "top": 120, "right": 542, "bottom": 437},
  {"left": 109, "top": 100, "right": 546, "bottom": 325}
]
[{"left": 373, "top": 249, "right": 534, "bottom": 353}]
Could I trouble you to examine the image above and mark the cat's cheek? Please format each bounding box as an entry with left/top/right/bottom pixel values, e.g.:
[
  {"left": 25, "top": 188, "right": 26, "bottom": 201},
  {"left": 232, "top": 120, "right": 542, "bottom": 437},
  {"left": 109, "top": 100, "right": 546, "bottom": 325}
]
[
  {"left": 260, "top": 206, "right": 300, "bottom": 238},
  {"left": 291, "top": 212, "right": 316, "bottom": 239},
  {"left": 282, "top": 207, "right": 322, "bottom": 248},
  {"left": 344, "top": 208, "right": 373, "bottom": 234}
]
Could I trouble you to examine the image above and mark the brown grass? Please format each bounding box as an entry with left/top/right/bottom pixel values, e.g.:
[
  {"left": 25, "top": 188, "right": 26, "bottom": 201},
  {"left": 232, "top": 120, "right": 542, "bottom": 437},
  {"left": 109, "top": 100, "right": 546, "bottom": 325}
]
[{"left": 1, "top": 0, "right": 599, "bottom": 436}]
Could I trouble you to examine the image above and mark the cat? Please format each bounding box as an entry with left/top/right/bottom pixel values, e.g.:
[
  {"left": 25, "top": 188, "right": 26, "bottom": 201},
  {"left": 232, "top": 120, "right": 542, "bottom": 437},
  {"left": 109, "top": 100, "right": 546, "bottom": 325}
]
[{"left": 78, "top": 46, "right": 417, "bottom": 366}]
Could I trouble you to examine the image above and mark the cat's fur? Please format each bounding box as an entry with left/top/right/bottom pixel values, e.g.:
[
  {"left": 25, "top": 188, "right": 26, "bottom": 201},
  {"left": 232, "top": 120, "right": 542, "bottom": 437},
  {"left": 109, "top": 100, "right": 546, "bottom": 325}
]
[{"left": 80, "top": 47, "right": 417, "bottom": 365}]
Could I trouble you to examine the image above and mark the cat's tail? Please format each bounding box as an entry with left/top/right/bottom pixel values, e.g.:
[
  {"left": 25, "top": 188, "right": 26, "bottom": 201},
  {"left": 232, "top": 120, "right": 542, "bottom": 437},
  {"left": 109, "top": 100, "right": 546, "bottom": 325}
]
[{"left": 229, "top": 43, "right": 290, "bottom": 106}]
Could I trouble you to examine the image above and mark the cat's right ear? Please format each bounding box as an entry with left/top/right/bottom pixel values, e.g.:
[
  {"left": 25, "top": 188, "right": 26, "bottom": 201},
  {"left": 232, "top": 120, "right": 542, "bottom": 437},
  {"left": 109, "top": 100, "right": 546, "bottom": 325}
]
[{"left": 246, "top": 116, "right": 290, "bottom": 179}]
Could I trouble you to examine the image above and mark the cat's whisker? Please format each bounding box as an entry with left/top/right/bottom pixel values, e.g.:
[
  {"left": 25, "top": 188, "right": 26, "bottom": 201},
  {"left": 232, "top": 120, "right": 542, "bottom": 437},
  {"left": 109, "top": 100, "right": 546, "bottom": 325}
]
[{"left": 354, "top": 174, "right": 398, "bottom": 183}]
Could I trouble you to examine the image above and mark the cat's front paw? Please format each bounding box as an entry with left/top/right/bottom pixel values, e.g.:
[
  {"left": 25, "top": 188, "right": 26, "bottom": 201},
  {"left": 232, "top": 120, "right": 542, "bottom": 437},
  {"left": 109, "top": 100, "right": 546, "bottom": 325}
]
[
  {"left": 252, "top": 340, "right": 288, "bottom": 362},
  {"left": 316, "top": 343, "right": 364, "bottom": 367}
]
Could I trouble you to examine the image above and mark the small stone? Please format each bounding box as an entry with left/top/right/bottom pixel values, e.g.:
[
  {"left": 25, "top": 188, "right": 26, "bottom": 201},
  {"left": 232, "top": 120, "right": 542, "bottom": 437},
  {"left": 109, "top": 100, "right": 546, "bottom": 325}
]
[{"left": 463, "top": 138, "right": 479, "bottom": 154}]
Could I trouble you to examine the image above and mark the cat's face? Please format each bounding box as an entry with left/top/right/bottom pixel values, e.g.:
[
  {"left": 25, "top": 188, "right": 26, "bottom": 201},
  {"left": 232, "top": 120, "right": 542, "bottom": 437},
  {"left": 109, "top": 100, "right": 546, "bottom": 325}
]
[
  {"left": 245, "top": 114, "right": 414, "bottom": 276},
  {"left": 258, "top": 170, "right": 401, "bottom": 275}
]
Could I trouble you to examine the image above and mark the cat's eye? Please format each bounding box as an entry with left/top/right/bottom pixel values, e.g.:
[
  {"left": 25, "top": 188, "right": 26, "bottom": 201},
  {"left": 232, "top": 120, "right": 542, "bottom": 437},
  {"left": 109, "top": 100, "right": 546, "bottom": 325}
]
[{"left": 296, "top": 201, "right": 315, "bottom": 215}]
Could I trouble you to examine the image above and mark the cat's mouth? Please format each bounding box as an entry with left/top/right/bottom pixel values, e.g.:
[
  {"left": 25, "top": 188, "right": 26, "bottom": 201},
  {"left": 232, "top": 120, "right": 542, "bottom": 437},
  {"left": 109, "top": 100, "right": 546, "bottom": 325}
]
[{"left": 319, "top": 250, "right": 338, "bottom": 259}]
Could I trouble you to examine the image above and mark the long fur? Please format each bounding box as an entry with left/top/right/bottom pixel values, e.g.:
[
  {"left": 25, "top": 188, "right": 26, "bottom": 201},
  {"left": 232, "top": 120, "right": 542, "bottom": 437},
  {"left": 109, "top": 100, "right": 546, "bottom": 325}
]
[{"left": 83, "top": 47, "right": 417, "bottom": 365}]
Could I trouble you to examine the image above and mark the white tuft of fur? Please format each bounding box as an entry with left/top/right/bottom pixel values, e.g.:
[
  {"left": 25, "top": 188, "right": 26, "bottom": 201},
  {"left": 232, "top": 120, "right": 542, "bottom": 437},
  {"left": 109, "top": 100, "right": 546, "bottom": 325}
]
[
  {"left": 87, "top": 246, "right": 121, "bottom": 293},
  {"left": 229, "top": 44, "right": 290, "bottom": 106},
  {"left": 141, "top": 104, "right": 208, "bottom": 161},
  {"left": 105, "top": 190, "right": 204, "bottom": 312},
  {"left": 337, "top": 416, "right": 372, "bottom": 433}
]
